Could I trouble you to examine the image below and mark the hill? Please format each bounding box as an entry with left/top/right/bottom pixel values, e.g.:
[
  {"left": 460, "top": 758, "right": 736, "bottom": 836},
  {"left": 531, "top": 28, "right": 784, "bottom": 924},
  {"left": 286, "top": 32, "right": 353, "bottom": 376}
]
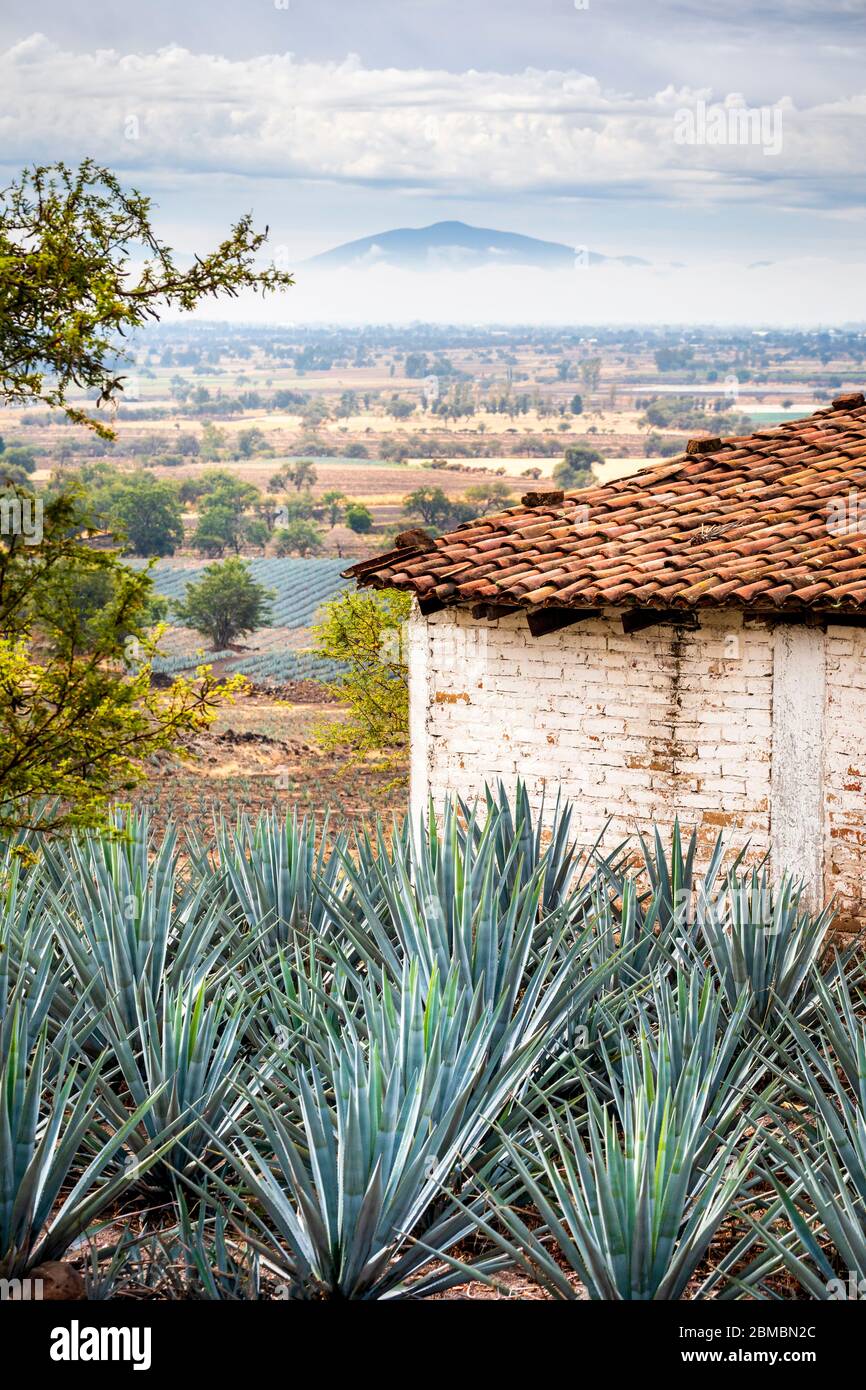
[{"left": 305, "top": 220, "right": 649, "bottom": 272}]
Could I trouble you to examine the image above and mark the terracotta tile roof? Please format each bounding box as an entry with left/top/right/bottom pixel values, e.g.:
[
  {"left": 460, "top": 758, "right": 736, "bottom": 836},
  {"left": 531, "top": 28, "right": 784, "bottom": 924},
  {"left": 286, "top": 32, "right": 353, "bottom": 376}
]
[{"left": 345, "top": 394, "right": 866, "bottom": 614}]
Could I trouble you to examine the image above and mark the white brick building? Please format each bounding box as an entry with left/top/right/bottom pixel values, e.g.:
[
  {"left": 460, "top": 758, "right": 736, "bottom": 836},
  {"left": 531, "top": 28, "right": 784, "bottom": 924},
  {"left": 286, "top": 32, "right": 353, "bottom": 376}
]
[
  {"left": 407, "top": 605, "right": 866, "bottom": 930},
  {"left": 348, "top": 395, "right": 866, "bottom": 932}
]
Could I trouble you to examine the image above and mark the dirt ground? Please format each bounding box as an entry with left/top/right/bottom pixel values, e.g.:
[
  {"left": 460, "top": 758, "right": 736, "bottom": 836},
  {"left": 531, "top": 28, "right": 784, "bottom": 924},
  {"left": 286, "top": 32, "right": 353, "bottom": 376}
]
[{"left": 130, "top": 685, "right": 407, "bottom": 836}]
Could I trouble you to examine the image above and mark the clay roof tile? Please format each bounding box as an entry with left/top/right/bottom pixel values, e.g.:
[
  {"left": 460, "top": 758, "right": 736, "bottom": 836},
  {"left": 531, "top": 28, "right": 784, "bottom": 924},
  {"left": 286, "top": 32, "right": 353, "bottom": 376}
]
[{"left": 344, "top": 400, "right": 866, "bottom": 615}]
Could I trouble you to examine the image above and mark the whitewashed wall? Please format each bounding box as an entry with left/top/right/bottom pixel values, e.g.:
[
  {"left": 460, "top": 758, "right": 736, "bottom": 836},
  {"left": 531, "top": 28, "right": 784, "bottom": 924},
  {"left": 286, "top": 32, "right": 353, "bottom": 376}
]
[
  {"left": 823, "top": 624, "right": 866, "bottom": 932},
  {"left": 408, "top": 602, "right": 866, "bottom": 931},
  {"left": 408, "top": 605, "right": 773, "bottom": 859}
]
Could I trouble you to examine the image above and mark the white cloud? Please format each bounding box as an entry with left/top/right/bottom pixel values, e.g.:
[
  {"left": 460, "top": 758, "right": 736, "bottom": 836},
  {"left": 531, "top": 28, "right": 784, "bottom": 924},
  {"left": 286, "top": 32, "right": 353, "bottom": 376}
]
[{"left": 0, "top": 34, "right": 862, "bottom": 210}]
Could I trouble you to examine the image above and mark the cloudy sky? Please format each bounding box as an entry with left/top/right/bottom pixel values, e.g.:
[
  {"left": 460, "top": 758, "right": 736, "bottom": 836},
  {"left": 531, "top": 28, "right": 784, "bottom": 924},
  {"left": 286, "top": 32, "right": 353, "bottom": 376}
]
[{"left": 1, "top": 1, "right": 863, "bottom": 323}]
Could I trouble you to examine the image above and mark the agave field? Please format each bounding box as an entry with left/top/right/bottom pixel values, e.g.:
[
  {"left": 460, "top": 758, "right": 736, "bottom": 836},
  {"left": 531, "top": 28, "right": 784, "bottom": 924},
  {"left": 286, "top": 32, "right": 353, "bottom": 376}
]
[
  {"left": 2, "top": 784, "right": 863, "bottom": 1301},
  {"left": 147, "top": 558, "right": 350, "bottom": 686},
  {"left": 152, "top": 648, "right": 348, "bottom": 685},
  {"left": 149, "top": 557, "right": 350, "bottom": 627}
]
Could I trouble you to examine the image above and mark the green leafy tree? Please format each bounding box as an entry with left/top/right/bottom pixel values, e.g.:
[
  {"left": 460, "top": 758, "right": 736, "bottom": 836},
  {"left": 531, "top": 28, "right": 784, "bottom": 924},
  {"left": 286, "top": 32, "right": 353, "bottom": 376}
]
[
  {"left": 569, "top": 393, "right": 583, "bottom": 415},
  {"left": 404, "top": 353, "right": 430, "bottom": 378},
  {"left": 243, "top": 518, "right": 270, "bottom": 553},
  {"left": 192, "top": 504, "right": 238, "bottom": 557},
  {"left": 173, "top": 557, "right": 273, "bottom": 649},
  {"left": 41, "top": 560, "right": 168, "bottom": 651},
  {"left": 273, "top": 519, "right": 324, "bottom": 557},
  {"left": 195, "top": 469, "right": 261, "bottom": 510},
  {"left": 97, "top": 470, "right": 184, "bottom": 556},
  {"left": 0, "top": 157, "right": 294, "bottom": 828},
  {"left": 267, "top": 459, "right": 318, "bottom": 493},
  {"left": 276, "top": 491, "right": 318, "bottom": 523},
  {"left": 463, "top": 480, "right": 515, "bottom": 515},
  {"left": 299, "top": 400, "right": 330, "bottom": 428},
  {"left": 0, "top": 443, "right": 37, "bottom": 475},
  {"left": 236, "top": 427, "right": 267, "bottom": 458},
  {"left": 334, "top": 391, "right": 358, "bottom": 418},
  {"left": 200, "top": 422, "right": 228, "bottom": 459},
  {"left": 190, "top": 471, "right": 262, "bottom": 555},
  {"left": 0, "top": 160, "right": 293, "bottom": 436},
  {"left": 402, "top": 486, "right": 478, "bottom": 534},
  {"left": 321, "top": 490, "right": 346, "bottom": 527},
  {"left": 553, "top": 444, "right": 603, "bottom": 491},
  {"left": 579, "top": 357, "right": 602, "bottom": 393},
  {"left": 287, "top": 459, "right": 318, "bottom": 492},
  {"left": 344, "top": 502, "right": 373, "bottom": 534},
  {"left": 0, "top": 484, "right": 238, "bottom": 832},
  {"left": 311, "top": 588, "right": 411, "bottom": 778},
  {"left": 403, "top": 486, "right": 458, "bottom": 529},
  {"left": 654, "top": 346, "right": 695, "bottom": 372}
]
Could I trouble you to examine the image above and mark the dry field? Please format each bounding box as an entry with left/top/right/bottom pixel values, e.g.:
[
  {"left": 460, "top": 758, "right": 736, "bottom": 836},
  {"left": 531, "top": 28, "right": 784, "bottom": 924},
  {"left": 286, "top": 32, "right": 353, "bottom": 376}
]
[{"left": 130, "top": 686, "right": 406, "bottom": 838}]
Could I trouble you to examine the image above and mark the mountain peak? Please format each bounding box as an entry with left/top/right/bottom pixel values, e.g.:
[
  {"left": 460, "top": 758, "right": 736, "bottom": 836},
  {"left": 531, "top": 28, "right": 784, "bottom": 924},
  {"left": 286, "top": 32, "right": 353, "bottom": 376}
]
[{"left": 305, "top": 221, "right": 646, "bottom": 273}]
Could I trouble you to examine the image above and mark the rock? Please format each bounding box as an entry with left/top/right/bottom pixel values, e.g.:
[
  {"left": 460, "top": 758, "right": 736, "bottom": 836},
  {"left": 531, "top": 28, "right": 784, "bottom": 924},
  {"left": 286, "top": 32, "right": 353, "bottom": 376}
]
[{"left": 29, "top": 1261, "right": 85, "bottom": 1300}]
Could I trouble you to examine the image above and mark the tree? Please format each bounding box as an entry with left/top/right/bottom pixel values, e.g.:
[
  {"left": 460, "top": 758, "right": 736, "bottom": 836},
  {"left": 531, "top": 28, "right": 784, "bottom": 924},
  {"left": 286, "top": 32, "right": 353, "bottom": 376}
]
[
  {"left": 579, "top": 357, "right": 602, "bottom": 393},
  {"left": 273, "top": 388, "right": 307, "bottom": 411},
  {"left": 321, "top": 490, "right": 346, "bottom": 527},
  {"left": 192, "top": 504, "right": 238, "bottom": 557},
  {"left": 0, "top": 442, "right": 39, "bottom": 487},
  {"left": 464, "top": 480, "right": 515, "bottom": 515},
  {"left": 403, "top": 486, "right": 448, "bottom": 527},
  {"left": 236, "top": 427, "right": 266, "bottom": 458},
  {"left": 654, "top": 346, "right": 695, "bottom": 373},
  {"left": 98, "top": 471, "right": 184, "bottom": 556},
  {"left": 288, "top": 459, "right": 318, "bottom": 491},
  {"left": 190, "top": 471, "right": 262, "bottom": 556},
  {"left": 569, "top": 393, "right": 583, "bottom": 416},
  {"left": 299, "top": 399, "right": 329, "bottom": 428},
  {"left": 244, "top": 518, "right": 270, "bottom": 554},
  {"left": 200, "top": 422, "right": 228, "bottom": 459},
  {"left": 311, "top": 588, "right": 411, "bottom": 778},
  {"left": 192, "top": 469, "right": 260, "bottom": 508},
  {"left": 344, "top": 502, "right": 373, "bottom": 534},
  {"left": 403, "top": 486, "right": 478, "bottom": 533},
  {"left": 0, "top": 483, "right": 239, "bottom": 832},
  {"left": 269, "top": 459, "right": 317, "bottom": 493},
  {"left": 0, "top": 442, "right": 37, "bottom": 475},
  {"left": 274, "top": 492, "right": 318, "bottom": 525},
  {"left": 334, "top": 391, "right": 359, "bottom": 418},
  {"left": 0, "top": 161, "right": 293, "bottom": 436},
  {"left": 404, "top": 353, "right": 430, "bottom": 378},
  {"left": 273, "top": 519, "right": 324, "bottom": 557},
  {"left": 553, "top": 444, "right": 603, "bottom": 491},
  {"left": 173, "top": 558, "right": 273, "bottom": 649}
]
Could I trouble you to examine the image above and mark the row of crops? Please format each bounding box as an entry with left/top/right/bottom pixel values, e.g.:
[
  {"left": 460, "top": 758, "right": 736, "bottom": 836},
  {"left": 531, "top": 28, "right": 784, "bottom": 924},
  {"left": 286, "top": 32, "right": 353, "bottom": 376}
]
[
  {"left": 148, "top": 557, "right": 350, "bottom": 628},
  {"left": 151, "top": 647, "right": 348, "bottom": 685}
]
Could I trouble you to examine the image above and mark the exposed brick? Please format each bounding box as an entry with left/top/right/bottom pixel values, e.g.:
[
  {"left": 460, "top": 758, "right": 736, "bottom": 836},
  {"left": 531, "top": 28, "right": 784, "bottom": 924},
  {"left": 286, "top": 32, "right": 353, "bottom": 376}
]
[{"left": 415, "top": 607, "right": 773, "bottom": 875}]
